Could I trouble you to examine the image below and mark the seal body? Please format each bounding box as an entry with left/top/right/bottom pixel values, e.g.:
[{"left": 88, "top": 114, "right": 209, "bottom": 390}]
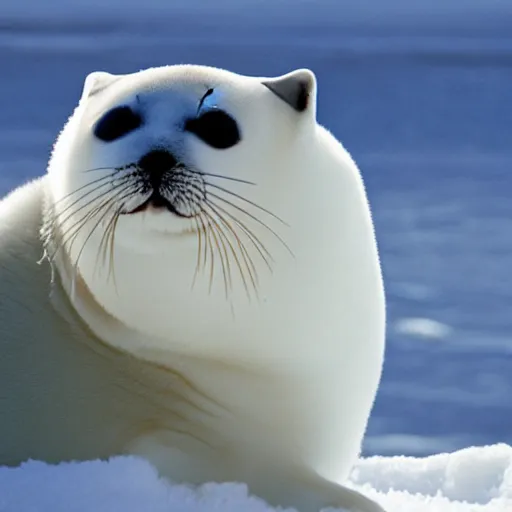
[{"left": 0, "top": 65, "right": 386, "bottom": 512}]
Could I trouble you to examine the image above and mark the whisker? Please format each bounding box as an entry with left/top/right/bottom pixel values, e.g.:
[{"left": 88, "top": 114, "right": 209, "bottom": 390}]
[
  {"left": 205, "top": 183, "right": 288, "bottom": 226},
  {"left": 74, "top": 186, "right": 139, "bottom": 275},
  {"left": 207, "top": 201, "right": 273, "bottom": 278},
  {"left": 196, "top": 212, "right": 210, "bottom": 277},
  {"left": 104, "top": 206, "right": 122, "bottom": 291},
  {"left": 53, "top": 173, "right": 127, "bottom": 222},
  {"left": 182, "top": 182, "right": 261, "bottom": 297},
  {"left": 49, "top": 194, "right": 113, "bottom": 264},
  {"left": 96, "top": 201, "right": 124, "bottom": 287},
  {"left": 53, "top": 185, "right": 125, "bottom": 245},
  {"left": 202, "top": 208, "right": 232, "bottom": 299},
  {"left": 109, "top": 209, "right": 122, "bottom": 289},
  {"left": 201, "top": 211, "right": 217, "bottom": 294},
  {"left": 191, "top": 215, "right": 203, "bottom": 290},
  {"left": 186, "top": 168, "right": 256, "bottom": 186},
  {"left": 63, "top": 194, "right": 120, "bottom": 265},
  {"left": 205, "top": 198, "right": 274, "bottom": 273},
  {"left": 97, "top": 207, "right": 114, "bottom": 269},
  {"left": 82, "top": 163, "right": 138, "bottom": 174},
  {"left": 207, "top": 192, "right": 294, "bottom": 259},
  {"left": 52, "top": 171, "right": 119, "bottom": 208},
  {"left": 50, "top": 182, "right": 133, "bottom": 265},
  {"left": 203, "top": 201, "right": 257, "bottom": 300}
]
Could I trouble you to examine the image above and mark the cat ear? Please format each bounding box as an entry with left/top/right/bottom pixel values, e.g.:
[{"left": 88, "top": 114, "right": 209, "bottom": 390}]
[
  {"left": 262, "top": 69, "right": 316, "bottom": 113},
  {"left": 81, "top": 71, "right": 121, "bottom": 99}
]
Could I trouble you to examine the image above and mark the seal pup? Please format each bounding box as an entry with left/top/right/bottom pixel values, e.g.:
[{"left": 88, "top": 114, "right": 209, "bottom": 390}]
[{"left": 0, "top": 65, "right": 386, "bottom": 512}]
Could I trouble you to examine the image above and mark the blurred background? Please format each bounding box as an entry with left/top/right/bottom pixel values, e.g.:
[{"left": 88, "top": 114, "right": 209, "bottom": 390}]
[{"left": 1, "top": 0, "right": 511, "bottom": 457}]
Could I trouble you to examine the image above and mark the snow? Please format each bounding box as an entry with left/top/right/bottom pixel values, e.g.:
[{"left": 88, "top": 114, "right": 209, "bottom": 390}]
[{"left": 0, "top": 445, "right": 510, "bottom": 512}]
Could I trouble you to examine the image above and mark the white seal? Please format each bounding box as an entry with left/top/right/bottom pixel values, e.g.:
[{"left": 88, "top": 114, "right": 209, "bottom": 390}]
[{"left": 0, "top": 65, "right": 386, "bottom": 512}]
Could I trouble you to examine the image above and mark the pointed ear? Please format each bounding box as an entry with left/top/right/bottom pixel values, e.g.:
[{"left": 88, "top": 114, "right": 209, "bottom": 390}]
[
  {"left": 262, "top": 69, "right": 316, "bottom": 113},
  {"left": 81, "top": 71, "right": 120, "bottom": 99}
]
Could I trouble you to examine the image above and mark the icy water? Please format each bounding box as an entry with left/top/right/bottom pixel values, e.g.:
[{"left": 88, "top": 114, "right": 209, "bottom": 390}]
[{"left": 0, "top": 4, "right": 511, "bottom": 456}]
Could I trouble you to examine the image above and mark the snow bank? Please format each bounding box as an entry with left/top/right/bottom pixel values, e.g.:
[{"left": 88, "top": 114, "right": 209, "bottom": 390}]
[{"left": 0, "top": 444, "right": 510, "bottom": 511}]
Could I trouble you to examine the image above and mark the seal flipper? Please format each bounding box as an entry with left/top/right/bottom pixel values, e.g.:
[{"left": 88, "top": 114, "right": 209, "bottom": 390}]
[
  {"left": 290, "top": 474, "right": 387, "bottom": 512},
  {"left": 326, "top": 483, "right": 387, "bottom": 512},
  {"left": 257, "top": 471, "right": 387, "bottom": 512}
]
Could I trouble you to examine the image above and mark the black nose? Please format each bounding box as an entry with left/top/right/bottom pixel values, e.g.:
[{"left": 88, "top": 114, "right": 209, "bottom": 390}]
[{"left": 138, "top": 149, "right": 177, "bottom": 175}]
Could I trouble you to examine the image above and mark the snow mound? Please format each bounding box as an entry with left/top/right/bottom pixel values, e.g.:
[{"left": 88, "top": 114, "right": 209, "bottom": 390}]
[{"left": 0, "top": 444, "right": 510, "bottom": 511}]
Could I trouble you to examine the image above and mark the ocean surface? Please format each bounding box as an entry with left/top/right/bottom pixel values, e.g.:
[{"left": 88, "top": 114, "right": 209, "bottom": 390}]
[{"left": 0, "top": 2, "right": 511, "bottom": 457}]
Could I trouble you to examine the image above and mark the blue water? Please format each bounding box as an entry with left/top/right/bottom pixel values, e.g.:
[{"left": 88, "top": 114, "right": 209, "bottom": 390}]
[{"left": 1, "top": 2, "right": 511, "bottom": 457}]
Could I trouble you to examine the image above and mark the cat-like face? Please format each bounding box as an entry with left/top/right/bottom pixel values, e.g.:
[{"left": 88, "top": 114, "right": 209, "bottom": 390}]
[
  {"left": 49, "top": 64, "right": 316, "bottom": 236},
  {"left": 45, "top": 64, "right": 317, "bottom": 309}
]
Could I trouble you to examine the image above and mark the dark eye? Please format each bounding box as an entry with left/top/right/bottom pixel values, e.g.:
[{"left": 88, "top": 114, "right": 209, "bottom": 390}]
[
  {"left": 185, "top": 110, "right": 240, "bottom": 149},
  {"left": 93, "top": 106, "right": 142, "bottom": 142}
]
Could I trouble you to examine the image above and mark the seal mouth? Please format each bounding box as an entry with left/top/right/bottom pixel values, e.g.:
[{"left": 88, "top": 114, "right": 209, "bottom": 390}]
[
  {"left": 117, "top": 149, "right": 206, "bottom": 218},
  {"left": 124, "top": 191, "right": 193, "bottom": 218}
]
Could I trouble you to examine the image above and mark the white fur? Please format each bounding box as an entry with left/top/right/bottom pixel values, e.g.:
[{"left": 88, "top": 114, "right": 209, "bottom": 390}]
[{"left": 0, "top": 65, "right": 386, "bottom": 512}]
